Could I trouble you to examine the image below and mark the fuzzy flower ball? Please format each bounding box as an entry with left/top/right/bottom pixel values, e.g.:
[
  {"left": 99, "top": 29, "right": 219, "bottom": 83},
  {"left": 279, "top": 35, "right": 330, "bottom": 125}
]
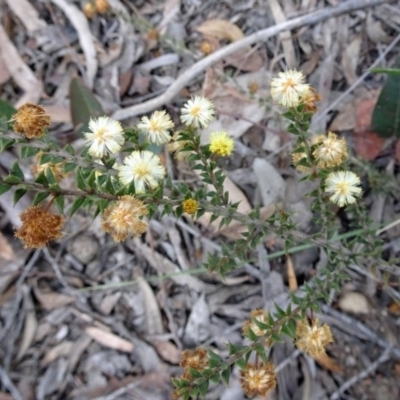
[
  {"left": 182, "top": 198, "right": 198, "bottom": 215},
  {"left": 209, "top": 131, "right": 234, "bottom": 157},
  {"left": 118, "top": 150, "right": 165, "bottom": 193},
  {"left": 325, "top": 171, "right": 362, "bottom": 207},
  {"left": 295, "top": 318, "right": 334, "bottom": 358},
  {"left": 12, "top": 103, "right": 51, "bottom": 139},
  {"left": 180, "top": 348, "right": 209, "bottom": 379},
  {"left": 15, "top": 206, "right": 65, "bottom": 248},
  {"left": 270, "top": 69, "right": 310, "bottom": 108},
  {"left": 137, "top": 110, "right": 174, "bottom": 145},
  {"left": 180, "top": 96, "right": 214, "bottom": 128},
  {"left": 240, "top": 363, "right": 277, "bottom": 397},
  {"left": 313, "top": 132, "right": 348, "bottom": 169},
  {"left": 84, "top": 116, "right": 125, "bottom": 158},
  {"left": 102, "top": 196, "right": 148, "bottom": 242}
]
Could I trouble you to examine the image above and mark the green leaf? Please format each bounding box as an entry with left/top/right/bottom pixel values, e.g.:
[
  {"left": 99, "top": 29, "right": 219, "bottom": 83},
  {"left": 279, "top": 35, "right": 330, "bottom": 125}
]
[
  {"left": 70, "top": 196, "right": 86, "bottom": 217},
  {"left": 34, "top": 170, "right": 48, "bottom": 186},
  {"left": 198, "top": 380, "right": 209, "bottom": 397},
  {"left": 54, "top": 195, "right": 65, "bottom": 213},
  {"left": 221, "top": 368, "right": 231, "bottom": 385},
  {"left": 69, "top": 77, "right": 105, "bottom": 137},
  {"left": 0, "top": 138, "right": 15, "bottom": 153},
  {"left": 0, "top": 182, "right": 11, "bottom": 195},
  {"left": 10, "top": 161, "right": 24, "bottom": 181},
  {"left": 45, "top": 166, "right": 57, "bottom": 186},
  {"left": 63, "top": 143, "right": 76, "bottom": 155},
  {"left": 0, "top": 99, "right": 17, "bottom": 129},
  {"left": 87, "top": 169, "right": 98, "bottom": 190},
  {"left": 20, "top": 145, "right": 40, "bottom": 159},
  {"left": 63, "top": 162, "right": 77, "bottom": 173},
  {"left": 32, "top": 192, "right": 50, "bottom": 205},
  {"left": 76, "top": 168, "right": 87, "bottom": 191},
  {"left": 372, "top": 59, "right": 400, "bottom": 137},
  {"left": 235, "top": 357, "right": 247, "bottom": 370},
  {"left": 13, "top": 188, "right": 27, "bottom": 205},
  {"left": 40, "top": 153, "right": 64, "bottom": 165}
]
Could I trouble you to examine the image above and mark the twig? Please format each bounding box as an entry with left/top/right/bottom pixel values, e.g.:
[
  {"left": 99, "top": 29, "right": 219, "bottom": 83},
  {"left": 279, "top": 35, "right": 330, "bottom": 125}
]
[
  {"left": 330, "top": 348, "right": 391, "bottom": 400},
  {"left": 0, "top": 366, "right": 23, "bottom": 400},
  {"left": 112, "top": 0, "right": 385, "bottom": 120}
]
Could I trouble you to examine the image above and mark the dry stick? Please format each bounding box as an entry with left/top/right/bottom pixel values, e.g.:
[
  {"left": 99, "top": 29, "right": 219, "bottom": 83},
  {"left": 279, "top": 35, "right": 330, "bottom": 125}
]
[
  {"left": 112, "top": 0, "right": 385, "bottom": 121},
  {"left": 330, "top": 347, "right": 391, "bottom": 400}
]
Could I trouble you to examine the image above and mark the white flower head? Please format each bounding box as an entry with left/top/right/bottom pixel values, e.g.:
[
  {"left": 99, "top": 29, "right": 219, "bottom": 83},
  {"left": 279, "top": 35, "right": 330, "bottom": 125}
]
[
  {"left": 137, "top": 110, "right": 174, "bottom": 145},
  {"left": 325, "top": 171, "right": 362, "bottom": 207},
  {"left": 118, "top": 150, "right": 165, "bottom": 194},
  {"left": 181, "top": 96, "right": 214, "bottom": 128},
  {"left": 270, "top": 69, "right": 310, "bottom": 108},
  {"left": 84, "top": 116, "right": 125, "bottom": 158}
]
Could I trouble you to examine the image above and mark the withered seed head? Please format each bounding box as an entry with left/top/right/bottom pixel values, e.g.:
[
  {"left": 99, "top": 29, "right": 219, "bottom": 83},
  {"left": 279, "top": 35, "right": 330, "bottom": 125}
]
[
  {"left": 240, "top": 362, "right": 277, "bottom": 397},
  {"left": 180, "top": 348, "right": 209, "bottom": 379},
  {"left": 242, "top": 309, "right": 269, "bottom": 337},
  {"left": 12, "top": 103, "right": 51, "bottom": 139},
  {"left": 102, "top": 196, "right": 148, "bottom": 242},
  {"left": 15, "top": 206, "right": 65, "bottom": 248},
  {"left": 295, "top": 318, "right": 334, "bottom": 357}
]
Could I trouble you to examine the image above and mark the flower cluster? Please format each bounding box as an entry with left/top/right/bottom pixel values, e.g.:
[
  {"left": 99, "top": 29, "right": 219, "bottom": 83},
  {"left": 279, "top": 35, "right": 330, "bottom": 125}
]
[{"left": 270, "top": 69, "right": 362, "bottom": 207}]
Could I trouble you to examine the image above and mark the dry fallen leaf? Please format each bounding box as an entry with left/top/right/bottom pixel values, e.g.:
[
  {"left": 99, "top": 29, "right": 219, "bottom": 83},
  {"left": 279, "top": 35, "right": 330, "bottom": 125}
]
[
  {"left": 85, "top": 326, "right": 134, "bottom": 352},
  {"left": 354, "top": 95, "right": 385, "bottom": 161},
  {"left": 33, "top": 281, "right": 75, "bottom": 310},
  {"left": 314, "top": 353, "right": 342, "bottom": 374},
  {"left": 41, "top": 341, "right": 74, "bottom": 367},
  {"left": 196, "top": 19, "right": 244, "bottom": 42},
  {"left": 339, "top": 291, "right": 370, "bottom": 314},
  {"left": 150, "top": 339, "right": 181, "bottom": 364},
  {"left": 0, "top": 231, "right": 16, "bottom": 261}
]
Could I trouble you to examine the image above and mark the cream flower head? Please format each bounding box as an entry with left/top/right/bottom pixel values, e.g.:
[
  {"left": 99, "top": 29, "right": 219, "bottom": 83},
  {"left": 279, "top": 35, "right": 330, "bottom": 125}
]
[
  {"left": 118, "top": 150, "right": 165, "bottom": 193},
  {"left": 180, "top": 96, "right": 214, "bottom": 128},
  {"left": 102, "top": 196, "right": 148, "bottom": 242},
  {"left": 313, "top": 132, "right": 348, "bottom": 168},
  {"left": 295, "top": 318, "right": 333, "bottom": 357},
  {"left": 209, "top": 131, "right": 234, "bottom": 156},
  {"left": 270, "top": 69, "right": 310, "bottom": 108},
  {"left": 325, "top": 171, "right": 362, "bottom": 207},
  {"left": 84, "top": 116, "right": 125, "bottom": 158},
  {"left": 137, "top": 110, "right": 174, "bottom": 145}
]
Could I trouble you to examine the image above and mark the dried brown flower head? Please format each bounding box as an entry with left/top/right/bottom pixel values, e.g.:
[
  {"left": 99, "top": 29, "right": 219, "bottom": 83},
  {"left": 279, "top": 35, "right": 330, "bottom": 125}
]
[
  {"left": 180, "top": 348, "right": 209, "bottom": 379},
  {"left": 102, "top": 196, "right": 148, "bottom": 242},
  {"left": 31, "top": 152, "right": 65, "bottom": 182},
  {"left": 199, "top": 40, "right": 213, "bottom": 55},
  {"left": 12, "top": 103, "right": 51, "bottom": 139},
  {"left": 295, "top": 318, "right": 334, "bottom": 357},
  {"left": 95, "top": 0, "right": 109, "bottom": 14},
  {"left": 240, "top": 362, "right": 276, "bottom": 397},
  {"left": 248, "top": 81, "right": 259, "bottom": 95},
  {"left": 242, "top": 309, "right": 268, "bottom": 337},
  {"left": 182, "top": 198, "right": 198, "bottom": 215},
  {"left": 15, "top": 206, "right": 65, "bottom": 248},
  {"left": 300, "top": 87, "right": 322, "bottom": 113}
]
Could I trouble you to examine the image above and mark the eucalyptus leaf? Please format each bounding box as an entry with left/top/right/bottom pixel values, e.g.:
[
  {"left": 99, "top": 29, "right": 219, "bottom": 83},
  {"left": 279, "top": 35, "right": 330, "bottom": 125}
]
[
  {"left": 69, "top": 77, "right": 104, "bottom": 137},
  {"left": 372, "top": 59, "right": 400, "bottom": 137}
]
